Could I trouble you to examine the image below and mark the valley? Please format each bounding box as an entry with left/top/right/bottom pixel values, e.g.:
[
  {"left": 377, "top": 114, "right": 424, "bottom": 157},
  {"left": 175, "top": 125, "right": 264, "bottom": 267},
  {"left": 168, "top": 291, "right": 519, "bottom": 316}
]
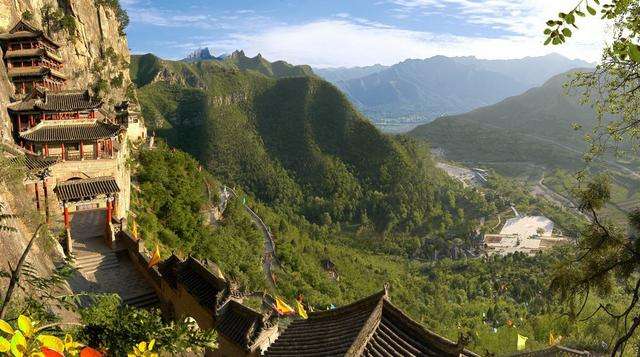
[
  {"left": 0, "top": 0, "right": 635, "bottom": 354},
  {"left": 315, "top": 54, "right": 593, "bottom": 132}
]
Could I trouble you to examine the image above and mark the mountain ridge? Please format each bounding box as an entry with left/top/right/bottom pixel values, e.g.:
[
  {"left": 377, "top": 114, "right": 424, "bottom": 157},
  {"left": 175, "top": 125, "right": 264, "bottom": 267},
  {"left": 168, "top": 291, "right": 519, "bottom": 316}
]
[{"left": 316, "top": 53, "right": 593, "bottom": 127}]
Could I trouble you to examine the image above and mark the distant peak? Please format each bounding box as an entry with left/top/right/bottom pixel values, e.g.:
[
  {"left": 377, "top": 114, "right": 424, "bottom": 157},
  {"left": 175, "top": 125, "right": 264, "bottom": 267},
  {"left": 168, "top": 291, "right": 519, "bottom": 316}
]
[
  {"left": 231, "top": 50, "right": 247, "bottom": 58},
  {"left": 183, "top": 47, "right": 215, "bottom": 62}
]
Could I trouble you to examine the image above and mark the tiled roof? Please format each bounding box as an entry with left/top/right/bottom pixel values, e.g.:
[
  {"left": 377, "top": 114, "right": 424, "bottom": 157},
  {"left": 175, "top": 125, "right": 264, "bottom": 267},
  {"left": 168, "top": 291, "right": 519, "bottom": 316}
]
[
  {"left": 11, "top": 154, "right": 59, "bottom": 172},
  {"left": 9, "top": 90, "right": 102, "bottom": 112},
  {"left": 176, "top": 257, "right": 228, "bottom": 312},
  {"left": 0, "top": 20, "right": 60, "bottom": 48},
  {"left": 54, "top": 176, "right": 119, "bottom": 201},
  {"left": 265, "top": 290, "right": 479, "bottom": 357},
  {"left": 216, "top": 300, "right": 267, "bottom": 351},
  {"left": 20, "top": 121, "right": 121, "bottom": 142},
  {"left": 7, "top": 66, "right": 66, "bottom": 79},
  {"left": 4, "top": 48, "right": 62, "bottom": 62}
]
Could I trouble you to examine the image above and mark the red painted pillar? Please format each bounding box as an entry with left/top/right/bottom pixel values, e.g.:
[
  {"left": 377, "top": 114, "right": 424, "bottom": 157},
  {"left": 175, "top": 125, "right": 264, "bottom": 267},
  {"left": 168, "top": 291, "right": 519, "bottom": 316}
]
[
  {"left": 61, "top": 142, "right": 65, "bottom": 161},
  {"left": 63, "top": 204, "right": 70, "bottom": 229},
  {"left": 79, "top": 141, "right": 83, "bottom": 160},
  {"left": 44, "top": 143, "right": 48, "bottom": 157},
  {"left": 106, "top": 200, "right": 112, "bottom": 224},
  {"left": 34, "top": 182, "right": 40, "bottom": 211}
]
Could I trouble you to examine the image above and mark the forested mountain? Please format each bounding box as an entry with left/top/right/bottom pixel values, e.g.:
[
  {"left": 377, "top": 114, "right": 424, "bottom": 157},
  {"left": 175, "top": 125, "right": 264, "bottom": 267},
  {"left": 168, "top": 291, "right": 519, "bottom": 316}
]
[
  {"left": 130, "top": 52, "right": 618, "bottom": 354},
  {"left": 410, "top": 70, "right": 640, "bottom": 222},
  {"left": 320, "top": 54, "right": 592, "bottom": 126},
  {"left": 409, "top": 71, "right": 594, "bottom": 170},
  {"left": 131, "top": 53, "right": 486, "bottom": 237}
]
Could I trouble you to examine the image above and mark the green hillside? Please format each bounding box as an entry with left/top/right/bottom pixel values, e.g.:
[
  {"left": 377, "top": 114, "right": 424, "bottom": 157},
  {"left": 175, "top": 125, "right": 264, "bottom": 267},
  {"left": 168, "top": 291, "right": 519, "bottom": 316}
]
[
  {"left": 410, "top": 70, "right": 640, "bottom": 222},
  {"left": 410, "top": 71, "right": 594, "bottom": 168},
  {"left": 132, "top": 53, "right": 486, "bottom": 239},
  {"left": 129, "top": 54, "right": 624, "bottom": 354}
]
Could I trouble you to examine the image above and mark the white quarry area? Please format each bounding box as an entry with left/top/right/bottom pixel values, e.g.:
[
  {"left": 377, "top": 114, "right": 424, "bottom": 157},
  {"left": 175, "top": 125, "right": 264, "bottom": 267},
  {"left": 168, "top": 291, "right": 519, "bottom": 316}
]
[
  {"left": 500, "top": 215, "right": 554, "bottom": 238},
  {"left": 484, "top": 214, "right": 569, "bottom": 256}
]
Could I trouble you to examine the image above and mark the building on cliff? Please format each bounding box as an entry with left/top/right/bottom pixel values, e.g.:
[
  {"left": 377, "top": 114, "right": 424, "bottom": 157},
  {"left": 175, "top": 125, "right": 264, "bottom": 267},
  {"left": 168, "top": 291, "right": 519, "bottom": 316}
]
[
  {"left": 0, "top": 19, "right": 144, "bottom": 243},
  {"left": 0, "top": 20, "right": 66, "bottom": 95}
]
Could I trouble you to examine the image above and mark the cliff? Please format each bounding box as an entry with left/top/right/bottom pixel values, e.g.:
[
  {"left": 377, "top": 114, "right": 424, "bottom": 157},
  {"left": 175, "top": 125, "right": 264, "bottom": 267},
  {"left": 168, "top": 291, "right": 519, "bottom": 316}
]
[
  {"left": 0, "top": 0, "right": 133, "bottom": 292},
  {"left": 0, "top": 0, "right": 134, "bottom": 141}
]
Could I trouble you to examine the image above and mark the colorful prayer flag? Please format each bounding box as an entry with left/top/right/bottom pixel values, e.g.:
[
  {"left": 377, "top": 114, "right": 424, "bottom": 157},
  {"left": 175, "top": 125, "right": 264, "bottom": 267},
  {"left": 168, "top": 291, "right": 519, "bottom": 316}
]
[
  {"left": 148, "top": 245, "right": 161, "bottom": 268},
  {"left": 517, "top": 334, "right": 528, "bottom": 351},
  {"left": 275, "top": 297, "right": 294, "bottom": 315},
  {"left": 295, "top": 299, "right": 308, "bottom": 319}
]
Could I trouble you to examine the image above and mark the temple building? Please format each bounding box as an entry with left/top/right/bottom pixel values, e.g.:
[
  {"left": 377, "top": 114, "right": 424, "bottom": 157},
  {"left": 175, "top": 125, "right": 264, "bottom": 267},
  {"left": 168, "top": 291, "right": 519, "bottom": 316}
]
[
  {"left": 264, "top": 289, "right": 479, "bottom": 357},
  {"left": 157, "top": 255, "right": 279, "bottom": 356},
  {"left": 0, "top": 20, "right": 66, "bottom": 95},
  {"left": 0, "top": 20, "right": 137, "bottom": 242}
]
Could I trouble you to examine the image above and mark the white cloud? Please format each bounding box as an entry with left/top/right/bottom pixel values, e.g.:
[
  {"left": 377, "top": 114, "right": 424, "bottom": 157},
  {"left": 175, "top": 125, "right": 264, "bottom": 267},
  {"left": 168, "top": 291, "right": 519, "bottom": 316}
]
[
  {"left": 201, "top": 16, "right": 605, "bottom": 68},
  {"left": 124, "top": 1, "right": 608, "bottom": 66}
]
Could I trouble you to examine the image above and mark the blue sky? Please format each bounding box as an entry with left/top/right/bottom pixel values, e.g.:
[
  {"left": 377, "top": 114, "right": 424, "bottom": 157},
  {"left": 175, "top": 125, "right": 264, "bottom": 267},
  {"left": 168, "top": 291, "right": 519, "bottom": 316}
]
[{"left": 121, "top": 0, "right": 605, "bottom": 68}]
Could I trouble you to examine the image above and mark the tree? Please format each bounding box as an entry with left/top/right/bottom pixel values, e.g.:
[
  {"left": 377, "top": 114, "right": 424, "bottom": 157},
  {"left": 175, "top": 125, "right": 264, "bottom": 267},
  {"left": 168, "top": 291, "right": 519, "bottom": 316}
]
[{"left": 547, "top": 1, "right": 640, "bottom": 355}]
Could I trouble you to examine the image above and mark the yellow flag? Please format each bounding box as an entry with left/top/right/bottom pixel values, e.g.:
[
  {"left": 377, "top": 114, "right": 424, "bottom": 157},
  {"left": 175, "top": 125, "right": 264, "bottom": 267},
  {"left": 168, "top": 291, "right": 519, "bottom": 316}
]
[
  {"left": 517, "top": 334, "right": 528, "bottom": 351},
  {"left": 132, "top": 218, "right": 139, "bottom": 239},
  {"left": 295, "top": 299, "right": 308, "bottom": 319},
  {"left": 148, "top": 245, "right": 161, "bottom": 268},
  {"left": 212, "top": 264, "right": 225, "bottom": 281},
  {"left": 275, "top": 297, "right": 294, "bottom": 315},
  {"left": 549, "top": 332, "right": 562, "bottom": 346}
]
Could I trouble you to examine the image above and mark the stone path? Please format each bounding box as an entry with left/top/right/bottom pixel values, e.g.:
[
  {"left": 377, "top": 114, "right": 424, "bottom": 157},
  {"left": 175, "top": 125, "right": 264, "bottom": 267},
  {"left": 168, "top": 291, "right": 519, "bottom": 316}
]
[{"left": 67, "top": 209, "right": 159, "bottom": 308}]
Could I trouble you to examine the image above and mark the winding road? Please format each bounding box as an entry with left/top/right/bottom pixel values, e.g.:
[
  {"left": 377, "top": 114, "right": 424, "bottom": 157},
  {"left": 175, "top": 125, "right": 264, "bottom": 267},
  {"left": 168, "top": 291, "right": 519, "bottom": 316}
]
[{"left": 219, "top": 186, "right": 278, "bottom": 290}]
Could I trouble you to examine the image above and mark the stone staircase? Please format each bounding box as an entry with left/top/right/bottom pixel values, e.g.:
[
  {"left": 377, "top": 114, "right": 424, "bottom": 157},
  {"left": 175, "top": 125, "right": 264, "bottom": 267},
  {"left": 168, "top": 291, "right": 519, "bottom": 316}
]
[
  {"left": 74, "top": 250, "right": 120, "bottom": 274},
  {"left": 68, "top": 210, "right": 160, "bottom": 309}
]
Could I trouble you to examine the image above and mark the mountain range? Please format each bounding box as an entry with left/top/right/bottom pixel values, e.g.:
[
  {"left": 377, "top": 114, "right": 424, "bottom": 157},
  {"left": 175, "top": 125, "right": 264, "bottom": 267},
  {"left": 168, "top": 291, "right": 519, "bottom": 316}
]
[
  {"left": 315, "top": 54, "right": 593, "bottom": 128},
  {"left": 409, "top": 69, "right": 640, "bottom": 222},
  {"left": 130, "top": 53, "right": 481, "bottom": 235},
  {"left": 409, "top": 71, "right": 594, "bottom": 170}
]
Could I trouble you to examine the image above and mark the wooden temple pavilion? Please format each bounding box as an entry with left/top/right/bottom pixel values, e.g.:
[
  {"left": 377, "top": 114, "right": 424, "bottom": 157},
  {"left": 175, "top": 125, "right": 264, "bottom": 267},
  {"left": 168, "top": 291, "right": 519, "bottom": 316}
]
[
  {"left": 0, "top": 20, "right": 66, "bottom": 95},
  {"left": 6, "top": 89, "right": 119, "bottom": 160},
  {"left": 264, "top": 289, "right": 479, "bottom": 357},
  {"left": 18, "top": 120, "right": 122, "bottom": 161},
  {"left": 508, "top": 345, "right": 591, "bottom": 356},
  {"left": 215, "top": 299, "right": 279, "bottom": 356},
  {"left": 8, "top": 89, "right": 102, "bottom": 132},
  {"left": 53, "top": 176, "right": 120, "bottom": 227}
]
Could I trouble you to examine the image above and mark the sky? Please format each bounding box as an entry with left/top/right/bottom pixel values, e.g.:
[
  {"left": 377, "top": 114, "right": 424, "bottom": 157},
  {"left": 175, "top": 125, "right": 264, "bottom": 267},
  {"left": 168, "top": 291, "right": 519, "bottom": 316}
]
[{"left": 121, "top": 0, "right": 608, "bottom": 68}]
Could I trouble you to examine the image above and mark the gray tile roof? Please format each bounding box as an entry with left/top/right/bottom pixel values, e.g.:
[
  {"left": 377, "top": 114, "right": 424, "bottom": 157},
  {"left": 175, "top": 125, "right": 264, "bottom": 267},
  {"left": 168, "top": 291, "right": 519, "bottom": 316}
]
[
  {"left": 265, "top": 290, "right": 479, "bottom": 357},
  {"left": 54, "top": 176, "right": 119, "bottom": 201},
  {"left": 20, "top": 121, "right": 121, "bottom": 142}
]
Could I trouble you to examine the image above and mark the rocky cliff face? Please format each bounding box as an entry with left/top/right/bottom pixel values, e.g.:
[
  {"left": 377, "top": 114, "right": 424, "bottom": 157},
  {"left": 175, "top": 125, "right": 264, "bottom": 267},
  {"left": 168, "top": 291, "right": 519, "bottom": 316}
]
[
  {"left": 0, "top": 0, "right": 133, "bottom": 291},
  {"left": 0, "top": 0, "right": 134, "bottom": 140}
]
